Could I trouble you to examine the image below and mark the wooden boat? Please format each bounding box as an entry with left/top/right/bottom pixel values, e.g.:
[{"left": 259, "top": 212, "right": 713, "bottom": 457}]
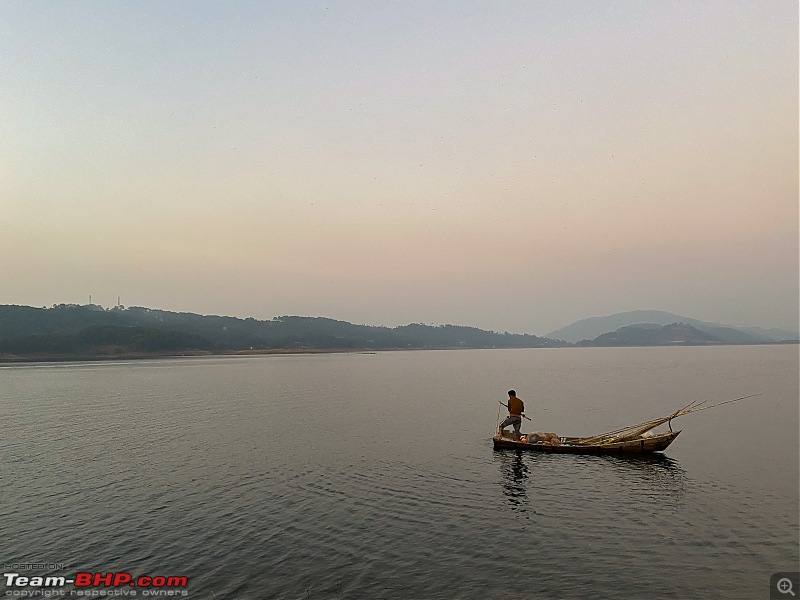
[
  {"left": 491, "top": 394, "right": 763, "bottom": 456},
  {"left": 492, "top": 430, "right": 681, "bottom": 455}
]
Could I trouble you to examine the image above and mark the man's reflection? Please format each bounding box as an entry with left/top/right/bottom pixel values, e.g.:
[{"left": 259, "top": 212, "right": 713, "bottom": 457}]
[{"left": 496, "top": 449, "right": 529, "bottom": 511}]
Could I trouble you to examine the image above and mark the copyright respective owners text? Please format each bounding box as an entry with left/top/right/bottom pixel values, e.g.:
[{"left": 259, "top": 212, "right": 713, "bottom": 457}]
[{"left": 2, "top": 567, "right": 190, "bottom": 598}]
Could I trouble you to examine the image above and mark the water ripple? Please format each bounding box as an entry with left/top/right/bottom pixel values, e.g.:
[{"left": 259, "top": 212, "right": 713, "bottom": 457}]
[{"left": 1, "top": 350, "right": 797, "bottom": 600}]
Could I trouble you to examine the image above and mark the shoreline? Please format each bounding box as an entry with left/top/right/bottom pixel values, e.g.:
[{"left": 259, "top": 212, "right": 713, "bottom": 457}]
[
  {"left": 0, "top": 342, "right": 796, "bottom": 364},
  {"left": 0, "top": 348, "right": 365, "bottom": 364}
]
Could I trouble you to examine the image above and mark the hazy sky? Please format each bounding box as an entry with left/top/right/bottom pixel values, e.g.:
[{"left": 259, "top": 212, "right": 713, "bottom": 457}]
[{"left": 2, "top": 1, "right": 797, "bottom": 334}]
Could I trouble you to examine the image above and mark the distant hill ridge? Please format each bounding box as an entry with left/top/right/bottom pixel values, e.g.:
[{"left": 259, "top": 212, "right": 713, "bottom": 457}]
[
  {"left": 1, "top": 304, "right": 796, "bottom": 360},
  {"left": 547, "top": 310, "right": 799, "bottom": 344},
  {"left": 578, "top": 322, "right": 722, "bottom": 347},
  {"left": 0, "top": 304, "right": 565, "bottom": 358}
]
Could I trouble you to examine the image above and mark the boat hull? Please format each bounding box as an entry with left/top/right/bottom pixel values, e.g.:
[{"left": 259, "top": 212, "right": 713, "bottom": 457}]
[{"left": 492, "top": 431, "right": 680, "bottom": 455}]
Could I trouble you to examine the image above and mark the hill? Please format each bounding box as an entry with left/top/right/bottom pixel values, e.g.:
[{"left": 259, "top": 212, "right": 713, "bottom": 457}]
[
  {"left": 0, "top": 324, "right": 213, "bottom": 356},
  {"left": 0, "top": 304, "right": 566, "bottom": 359},
  {"left": 577, "top": 323, "right": 723, "bottom": 347},
  {"left": 547, "top": 310, "right": 798, "bottom": 343}
]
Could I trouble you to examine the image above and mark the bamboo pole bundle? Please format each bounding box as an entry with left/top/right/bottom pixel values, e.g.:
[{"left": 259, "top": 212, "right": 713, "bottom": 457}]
[{"left": 571, "top": 393, "right": 762, "bottom": 446}]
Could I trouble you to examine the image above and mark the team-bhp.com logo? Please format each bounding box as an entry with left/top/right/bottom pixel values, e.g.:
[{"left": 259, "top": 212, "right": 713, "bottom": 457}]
[{"left": 4, "top": 572, "right": 188, "bottom": 597}]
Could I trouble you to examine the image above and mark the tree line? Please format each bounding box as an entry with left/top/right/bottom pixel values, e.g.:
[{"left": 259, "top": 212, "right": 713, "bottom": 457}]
[{"left": 0, "top": 304, "right": 566, "bottom": 356}]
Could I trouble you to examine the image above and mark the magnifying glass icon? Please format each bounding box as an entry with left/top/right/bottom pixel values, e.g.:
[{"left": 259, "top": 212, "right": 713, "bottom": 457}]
[{"left": 777, "top": 578, "right": 796, "bottom": 597}]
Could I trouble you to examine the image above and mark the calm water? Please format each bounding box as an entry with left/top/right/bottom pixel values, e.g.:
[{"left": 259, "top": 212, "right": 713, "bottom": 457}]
[{"left": 1, "top": 346, "right": 798, "bottom": 599}]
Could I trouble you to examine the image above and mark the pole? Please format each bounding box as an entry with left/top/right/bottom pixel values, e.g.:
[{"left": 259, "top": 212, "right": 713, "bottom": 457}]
[{"left": 498, "top": 401, "right": 532, "bottom": 420}]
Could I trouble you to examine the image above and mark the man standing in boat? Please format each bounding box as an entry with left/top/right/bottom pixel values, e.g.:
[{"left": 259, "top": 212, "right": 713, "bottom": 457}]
[{"left": 498, "top": 390, "right": 525, "bottom": 441}]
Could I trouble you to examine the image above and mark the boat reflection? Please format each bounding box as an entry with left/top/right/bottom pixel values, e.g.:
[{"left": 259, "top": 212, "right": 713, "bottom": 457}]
[
  {"left": 493, "top": 447, "right": 687, "bottom": 510},
  {"left": 593, "top": 453, "right": 688, "bottom": 503}
]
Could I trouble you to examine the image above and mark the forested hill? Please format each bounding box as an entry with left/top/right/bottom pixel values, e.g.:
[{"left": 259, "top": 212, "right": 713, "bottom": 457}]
[{"left": 0, "top": 304, "right": 566, "bottom": 357}]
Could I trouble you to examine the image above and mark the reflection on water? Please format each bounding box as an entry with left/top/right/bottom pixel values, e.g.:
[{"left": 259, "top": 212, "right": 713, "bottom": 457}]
[
  {"left": 595, "top": 453, "right": 688, "bottom": 505},
  {"left": 495, "top": 449, "right": 531, "bottom": 513},
  {"left": 494, "top": 448, "right": 687, "bottom": 514}
]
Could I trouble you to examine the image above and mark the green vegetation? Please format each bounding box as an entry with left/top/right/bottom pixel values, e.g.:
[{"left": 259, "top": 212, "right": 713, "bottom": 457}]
[
  {"left": 577, "top": 323, "right": 722, "bottom": 346},
  {"left": 0, "top": 324, "right": 212, "bottom": 355},
  {"left": 0, "top": 304, "right": 565, "bottom": 358},
  {"left": 2, "top": 304, "right": 790, "bottom": 360}
]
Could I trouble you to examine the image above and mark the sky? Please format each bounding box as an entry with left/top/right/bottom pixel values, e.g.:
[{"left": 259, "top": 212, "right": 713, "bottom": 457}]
[{"left": 1, "top": 1, "right": 797, "bottom": 335}]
